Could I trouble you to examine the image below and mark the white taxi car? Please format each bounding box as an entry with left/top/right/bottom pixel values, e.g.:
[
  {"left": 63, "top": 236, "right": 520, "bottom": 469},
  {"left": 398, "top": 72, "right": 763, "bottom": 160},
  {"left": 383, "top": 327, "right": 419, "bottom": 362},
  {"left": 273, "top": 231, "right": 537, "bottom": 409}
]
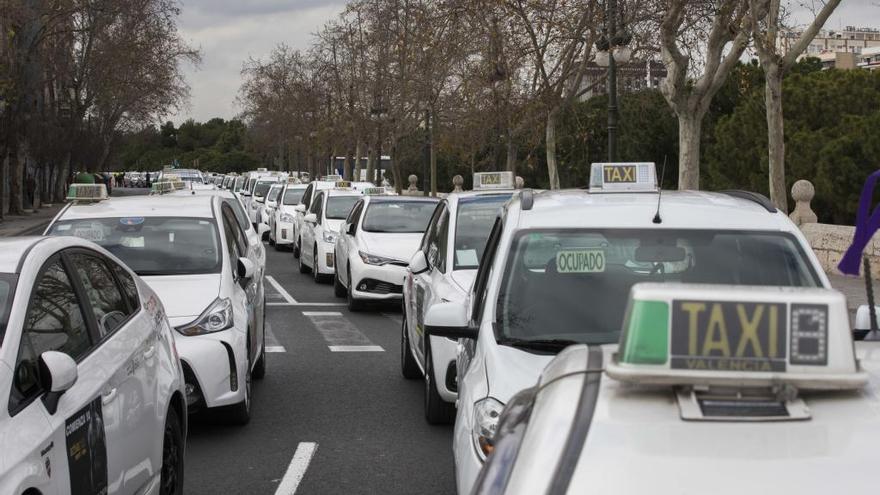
[
  {"left": 473, "top": 285, "right": 880, "bottom": 495},
  {"left": 425, "top": 163, "right": 838, "bottom": 494},
  {"left": 298, "top": 187, "right": 364, "bottom": 283},
  {"left": 334, "top": 195, "right": 439, "bottom": 311},
  {"left": 246, "top": 175, "right": 285, "bottom": 227},
  {"left": 402, "top": 179, "right": 515, "bottom": 424},
  {"left": 0, "top": 234, "right": 186, "bottom": 495},
  {"left": 269, "top": 182, "right": 308, "bottom": 251},
  {"left": 259, "top": 184, "right": 284, "bottom": 229},
  {"left": 292, "top": 178, "right": 372, "bottom": 259},
  {"left": 46, "top": 193, "right": 267, "bottom": 425}
]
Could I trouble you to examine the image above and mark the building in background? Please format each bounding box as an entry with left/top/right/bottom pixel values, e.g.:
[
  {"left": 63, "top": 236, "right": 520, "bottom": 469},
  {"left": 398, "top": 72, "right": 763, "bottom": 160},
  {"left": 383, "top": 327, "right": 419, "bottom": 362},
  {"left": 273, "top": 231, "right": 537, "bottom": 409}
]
[
  {"left": 577, "top": 60, "right": 667, "bottom": 101},
  {"left": 782, "top": 26, "right": 880, "bottom": 56}
]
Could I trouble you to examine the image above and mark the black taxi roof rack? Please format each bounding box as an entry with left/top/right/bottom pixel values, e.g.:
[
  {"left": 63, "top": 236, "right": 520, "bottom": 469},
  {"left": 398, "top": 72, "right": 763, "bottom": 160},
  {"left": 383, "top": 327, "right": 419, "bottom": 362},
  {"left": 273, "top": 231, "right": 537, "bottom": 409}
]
[{"left": 719, "top": 190, "right": 777, "bottom": 213}]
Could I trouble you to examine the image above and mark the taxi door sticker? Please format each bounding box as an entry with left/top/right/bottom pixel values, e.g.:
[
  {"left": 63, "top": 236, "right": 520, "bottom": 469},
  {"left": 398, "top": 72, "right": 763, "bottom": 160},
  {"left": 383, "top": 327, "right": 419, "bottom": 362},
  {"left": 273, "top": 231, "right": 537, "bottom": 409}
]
[
  {"left": 556, "top": 249, "right": 606, "bottom": 273},
  {"left": 670, "top": 301, "right": 786, "bottom": 372},
  {"left": 65, "top": 397, "right": 108, "bottom": 495}
]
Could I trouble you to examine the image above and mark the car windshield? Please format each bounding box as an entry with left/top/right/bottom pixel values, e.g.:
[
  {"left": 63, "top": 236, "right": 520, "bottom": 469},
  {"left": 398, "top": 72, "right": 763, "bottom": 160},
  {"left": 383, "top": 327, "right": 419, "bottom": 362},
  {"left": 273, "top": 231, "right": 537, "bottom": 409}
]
[
  {"left": 0, "top": 274, "right": 17, "bottom": 348},
  {"left": 48, "top": 217, "right": 222, "bottom": 276},
  {"left": 283, "top": 188, "right": 305, "bottom": 205},
  {"left": 454, "top": 194, "right": 512, "bottom": 270},
  {"left": 254, "top": 181, "right": 275, "bottom": 197},
  {"left": 362, "top": 201, "right": 437, "bottom": 233},
  {"left": 234, "top": 178, "right": 244, "bottom": 191},
  {"left": 326, "top": 196, "right": 360, "bottom": 220},
  {"left": 497, "top": 229, "right": 820, "bottom": 346},
  {"left": 267, "top": 186, "right": 282, "bottom": 202}
]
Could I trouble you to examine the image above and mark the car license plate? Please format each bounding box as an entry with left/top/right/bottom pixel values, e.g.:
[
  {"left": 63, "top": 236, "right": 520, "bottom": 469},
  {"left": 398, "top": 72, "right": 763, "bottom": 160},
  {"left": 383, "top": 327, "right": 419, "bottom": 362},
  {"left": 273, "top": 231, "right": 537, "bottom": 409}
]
[
  {"left": 282, "top": 229, "right": 288, "bottom": 239},
  {"left": 670, "top": 300, "right": 787, "bottom": 372}
]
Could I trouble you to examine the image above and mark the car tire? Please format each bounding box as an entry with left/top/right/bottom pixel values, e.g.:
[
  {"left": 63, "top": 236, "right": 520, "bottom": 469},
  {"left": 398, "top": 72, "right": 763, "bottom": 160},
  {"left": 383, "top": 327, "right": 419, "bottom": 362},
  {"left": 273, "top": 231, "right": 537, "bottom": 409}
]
[
  {"left": 225, "top": 354, "right": 252, "bottom": 425},
  {"left": 253, "top": 320, "right": 266, "bottom": 380},
  {"left": 160, "top": 406, "right": 185, "bottom": 495},
  {"left": 313, "top": 246, "right": 327, "bottom": 283},
  {"left": 293, "top": 236, "right": 301, "bottom": 258},
  {"left": 298, "top": 243, "right": 310, "bottom": 274},
  {"left": 333, "top": 261, "right": 346, "bottom": 298},
  {"left": 347, "top": 268, "right": 363, "bottom": 312},
  {"left": 401, "top": 306, "right": 421, "bottom": 379},
  {"left": 268, "top": 234, "right": 276, "bottom": 247},
  {"left": 424, "top": 342, "right": 455, "bottom": 425}
]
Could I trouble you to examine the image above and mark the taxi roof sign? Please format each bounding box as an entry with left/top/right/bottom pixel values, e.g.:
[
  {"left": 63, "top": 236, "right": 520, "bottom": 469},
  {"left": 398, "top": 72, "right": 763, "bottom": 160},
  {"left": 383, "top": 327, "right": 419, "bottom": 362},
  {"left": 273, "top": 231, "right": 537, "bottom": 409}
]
[
  {"left": 474, "top": 171, "right": 514, "bottom": 190},
  {"left": 334, "top": 180, "right": 352, "bottom": 189},
  {"left": 67, "top": 184, "right": 108, "bottom": 202},
  {"left": 589, "top": 162, "right": 657, "bottom": 193},
  {"left": 606, "top": 283, "right": 868, "bottom": 391},
  {"left": 324, "top": 174, "right": 343, "bottom": 181},
  {"left": 363, "top": 187, "right": 385, "bottom": 195}
]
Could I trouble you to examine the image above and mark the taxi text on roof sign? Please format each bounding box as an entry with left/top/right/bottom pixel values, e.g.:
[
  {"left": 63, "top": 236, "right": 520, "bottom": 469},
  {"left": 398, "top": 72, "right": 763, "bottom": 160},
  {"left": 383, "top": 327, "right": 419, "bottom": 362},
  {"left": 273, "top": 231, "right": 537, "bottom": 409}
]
[
  {"left": 67, "top": 184, "right": 108, "bottom": 202},
  {"left": 335, "top": 180, "right": 352, "bottom": 189},
  {"left": 364, "top": 187, "right": 385, "bottom": 195},
  {"left": 589, "top": 162, "right": 657, "bottom": 193},
  {"left": 474, "top": 171, "right": 514, "bottom": 190},
  {"left": 605, "top": 283, "right": 868, "bottom": 390}
]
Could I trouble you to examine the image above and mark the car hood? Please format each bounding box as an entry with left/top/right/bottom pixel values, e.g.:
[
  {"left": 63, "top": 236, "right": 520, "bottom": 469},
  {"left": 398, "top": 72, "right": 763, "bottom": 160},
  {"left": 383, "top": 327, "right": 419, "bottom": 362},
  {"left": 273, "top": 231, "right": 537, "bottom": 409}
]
[
  {"left": 450, "top": 270, "right": 477, "bottom": 293},
  {"left": 486, "top": 344, "right": 556, "bottom": 404},
  {"left": 140, "top": 274, "right": 221, "bottom": 320},
  {"left": 359, "top": 232, "right": 422, "bottom": 262},
  {"left": 562, "top": 342, "right": 880, "bottom": 494}
]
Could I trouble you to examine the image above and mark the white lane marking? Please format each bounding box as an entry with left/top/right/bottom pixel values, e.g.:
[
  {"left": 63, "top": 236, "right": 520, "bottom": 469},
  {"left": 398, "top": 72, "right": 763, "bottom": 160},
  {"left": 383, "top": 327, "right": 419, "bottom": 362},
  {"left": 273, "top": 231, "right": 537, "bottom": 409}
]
[
  {"left": 382, "top": 313, "right": 402, "bottom": 325},
  {"left": 266, "top": 346, "right": 286, "bottom": 353},
  {"left": 266, "top": 275, "right": 298, "bottom": 304},
  {"left": 265, "top": 323, "right": 286, "bottom": 353},
  {"left": 302, "top": 311, "right": 342, "bottom": 316},
  {"left": 267, "top": 302, "right": 346, "bottom": 307},
  {"left": 275, "top": 442, "right": 317, "bottom": 495},
  {"left": 328, "top": 345, "right": 385, "bottom": 352}
]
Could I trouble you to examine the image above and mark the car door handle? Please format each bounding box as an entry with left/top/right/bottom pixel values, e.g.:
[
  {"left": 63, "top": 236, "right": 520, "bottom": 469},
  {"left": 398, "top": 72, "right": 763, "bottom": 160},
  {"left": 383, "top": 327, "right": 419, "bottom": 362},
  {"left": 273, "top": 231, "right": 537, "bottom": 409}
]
[
  {"left": 102, "top": 388, "right": 118, "bottom": 405},
  {"left": 143, "top": 345, "right": 156, "bottom": 360}
]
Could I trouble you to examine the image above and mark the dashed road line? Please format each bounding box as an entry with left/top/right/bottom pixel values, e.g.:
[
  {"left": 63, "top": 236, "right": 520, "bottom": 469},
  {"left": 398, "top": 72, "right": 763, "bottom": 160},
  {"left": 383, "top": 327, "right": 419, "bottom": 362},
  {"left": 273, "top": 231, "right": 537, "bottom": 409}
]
[
  {"left": 302, "top": 311, "right": 342, "bottom": 316},
  {"left": 328, "top": 345, "right": 385, "bottom": 352},
  {"left": 266, "top": 275, "right": 298, "bottom": 304},
  {"left": 382, "top": 313, "right": 402, "bottom": 325},
  {"left": 265, "top": 322, "right": 286, "bottom": 353},
  {"left": 274, "top": 442, "right": 317, "bottom": 495},
  {"left": 267, "top": 302, "right": 347, "bottom": 307},
  {"left": 303, "top": 311, "right": 383, "bottom": 351},
  {"left": 265, "top": 346, "right": 286, "bottom": 353}
]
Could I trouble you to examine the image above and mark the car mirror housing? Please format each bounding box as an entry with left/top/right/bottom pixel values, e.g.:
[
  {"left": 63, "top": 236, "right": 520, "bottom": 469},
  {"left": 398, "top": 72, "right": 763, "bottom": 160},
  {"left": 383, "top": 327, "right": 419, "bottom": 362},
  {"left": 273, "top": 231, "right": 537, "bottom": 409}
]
[
  {"left": 237, "top": 257, "right": 256, "bottom": 280},
  {"left": 295, "top": 204, "right": 307, "bottom": 213},
  {"left": 347, "top": 222, "right": 356, "bottom": 236},
  {"left": 425, "top": 302, "right": 477, "bottom": 339},
  {"left": 304, "top": 213, "right": 317, "bottom": 224},
  {"left": 38, "top": 351, "right": 78, "bottom": 415},
  {"left": 409, "top": 250, "right": 429, "bottom": 275},
  {"left": 257, "top": 223, "right": 270, "bottom": 237}
]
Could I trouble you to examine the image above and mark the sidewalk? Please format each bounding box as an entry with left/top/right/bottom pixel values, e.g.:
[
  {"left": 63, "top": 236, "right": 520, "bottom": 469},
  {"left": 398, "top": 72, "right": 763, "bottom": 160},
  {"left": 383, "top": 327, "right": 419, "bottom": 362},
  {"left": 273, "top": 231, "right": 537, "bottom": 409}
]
[{"left": 0, "top": 204, "right": 63, "bottom": 237}]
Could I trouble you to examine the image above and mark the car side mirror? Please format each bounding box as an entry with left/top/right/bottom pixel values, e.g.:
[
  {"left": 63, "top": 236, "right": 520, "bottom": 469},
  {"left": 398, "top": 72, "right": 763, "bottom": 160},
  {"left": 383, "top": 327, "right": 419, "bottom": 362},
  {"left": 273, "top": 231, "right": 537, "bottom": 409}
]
[
  {"left": 257, "top": 223, "right": 270, "bottom": 238},
  {"left": 425, "top": 302, "right": 477, "bottom": 340},
  {"left": 39, "top": 351, "right": 78, "bottom": 415},
  {"left": 347, "top": 222, "right": 357, "bottom": 236},
  {"left": 854, "top": 305, "right": 880, "bottom": 340},
  {"left": 304, "top": 213, "right": 317, "bottom": 224},
  {"left": 295, "top": 204, "right": 307, "bottom": 213},
  {"left": 237, "top": 257, "right": 256, "bottom": 281},
  {"left": 409, "top": 250, "right": 429, "bottom": 275}
]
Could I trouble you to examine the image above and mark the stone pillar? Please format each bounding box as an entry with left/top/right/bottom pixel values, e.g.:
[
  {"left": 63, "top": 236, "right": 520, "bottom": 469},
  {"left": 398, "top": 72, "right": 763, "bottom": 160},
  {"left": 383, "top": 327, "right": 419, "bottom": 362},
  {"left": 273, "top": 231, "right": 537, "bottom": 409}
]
[
  {"left": 789, "top": 179, "right": 818, "bottom": 227},
  {"left": 452, "top": 175, "right": 464, "bottom": 193},
  {"left": 407, "top": 174, "right": 418, "bottom": 194},
  {"left": 515, "top": 176, "right": 524, "bottom": 189}
]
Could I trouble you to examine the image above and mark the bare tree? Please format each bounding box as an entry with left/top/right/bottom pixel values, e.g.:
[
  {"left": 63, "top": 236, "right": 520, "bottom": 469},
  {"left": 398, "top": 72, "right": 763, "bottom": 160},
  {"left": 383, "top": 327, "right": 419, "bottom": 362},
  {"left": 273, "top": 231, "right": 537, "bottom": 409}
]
[
  {"left": 659, "top": 0, "right": 751, "bottom": 190},
  {"left": 749, "top": 0, "right": 841, "bottom": 212}
]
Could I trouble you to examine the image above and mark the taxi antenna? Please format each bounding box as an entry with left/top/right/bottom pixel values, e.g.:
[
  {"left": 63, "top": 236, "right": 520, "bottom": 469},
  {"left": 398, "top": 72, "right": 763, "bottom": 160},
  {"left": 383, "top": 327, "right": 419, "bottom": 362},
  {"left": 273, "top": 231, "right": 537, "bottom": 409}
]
[{"left": 652, "top": 156, "right": 666, "bottom": 224}]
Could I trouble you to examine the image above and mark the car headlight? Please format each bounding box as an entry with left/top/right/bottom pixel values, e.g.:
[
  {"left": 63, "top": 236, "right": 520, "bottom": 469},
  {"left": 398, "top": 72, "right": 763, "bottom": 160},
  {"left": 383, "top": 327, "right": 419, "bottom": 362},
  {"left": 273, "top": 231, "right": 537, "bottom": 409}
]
[
  {"left": 471, "top": 388, "right": 537, "bottom": 495},
  {"left": 175, "top": 298, "right": 234, "bottom": 336},
  {"left": 472, "top": 397, "right": 505, "bottom": 461},
  {"left": 280, "top": 213, "right": 294, "bottom": 223},
  {"left": 323, "top": 231, "right": 337, "bottom": 243},
  {"left": 359, "top": 250, "right": 399, "bottom": 266}
]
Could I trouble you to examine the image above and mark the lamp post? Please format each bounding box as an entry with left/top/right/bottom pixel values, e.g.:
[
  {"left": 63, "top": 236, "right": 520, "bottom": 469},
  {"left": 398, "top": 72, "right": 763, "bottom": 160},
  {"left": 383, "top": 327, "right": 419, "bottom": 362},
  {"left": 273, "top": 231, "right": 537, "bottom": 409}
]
[
  {"left": 594, "top": 0, "right": 632, "bottom": 162},
  {"left": 370, "top": 103, "right": 388, "bottom": 186}
]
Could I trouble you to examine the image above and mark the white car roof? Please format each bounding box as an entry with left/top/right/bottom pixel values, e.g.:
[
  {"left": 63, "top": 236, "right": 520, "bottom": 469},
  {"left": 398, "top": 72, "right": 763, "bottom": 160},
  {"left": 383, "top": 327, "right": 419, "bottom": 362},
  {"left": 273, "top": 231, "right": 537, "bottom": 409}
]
[
  {"left": 57, "top": 195, "right": 216, "bottom": 221},
  {"left": 326, "top": 189, "right": 364, "bottom": 197},
  {"left": 0, "top": 238, "right": 42, "bottom": 273},
  {"left": 511, "top": 189, "right": 793, "bottom": 232}
]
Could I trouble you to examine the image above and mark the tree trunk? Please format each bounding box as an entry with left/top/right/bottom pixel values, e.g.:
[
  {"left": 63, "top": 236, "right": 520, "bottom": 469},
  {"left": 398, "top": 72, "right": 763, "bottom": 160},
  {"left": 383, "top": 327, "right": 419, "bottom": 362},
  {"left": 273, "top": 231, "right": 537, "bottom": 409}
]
[
  {"left": 354, "top": 139, "right": 363, "bottom": 181},
  {"left": 9, "top": 138, "right": 26, "bottom": 215},
  {"left": 677, "top": 113, "right": 703, "bottom": 190},
  {"left": 546, "top": 110, "right": 561, "bottom": 190},
  {"left": 430, "top": 122, "right": 437, "bottom": 197},
  {"left": 343, "top": 150, "right": 352, "bottom": 181},
  {"left": 365, "top": 143, "right": 375, "bottom": 184},
  {"left": 765, "top": 65, "right": 788, "bottom": 213},
  {"left": 55, "top": 152, "right": 71, "bottom": 203},
  {"left": 391, "top": 137, "right": 402, "bottom": 194},
  {"left": 505, "top": 135, "right": 517, "bottom": 175}
]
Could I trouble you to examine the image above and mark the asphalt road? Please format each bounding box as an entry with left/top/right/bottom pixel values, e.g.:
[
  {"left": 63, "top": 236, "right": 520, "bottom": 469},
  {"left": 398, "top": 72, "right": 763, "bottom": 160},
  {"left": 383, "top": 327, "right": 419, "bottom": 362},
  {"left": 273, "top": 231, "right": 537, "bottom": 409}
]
[{"left": 184, "top": 243, "right": 456, "bottom": 494}]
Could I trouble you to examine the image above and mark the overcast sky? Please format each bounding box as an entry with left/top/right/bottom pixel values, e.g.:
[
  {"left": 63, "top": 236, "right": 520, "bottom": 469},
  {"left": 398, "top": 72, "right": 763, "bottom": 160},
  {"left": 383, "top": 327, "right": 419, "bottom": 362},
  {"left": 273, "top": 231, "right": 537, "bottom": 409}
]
[{"left": 170, "top": 0, "right": 879, "bottom": 125}]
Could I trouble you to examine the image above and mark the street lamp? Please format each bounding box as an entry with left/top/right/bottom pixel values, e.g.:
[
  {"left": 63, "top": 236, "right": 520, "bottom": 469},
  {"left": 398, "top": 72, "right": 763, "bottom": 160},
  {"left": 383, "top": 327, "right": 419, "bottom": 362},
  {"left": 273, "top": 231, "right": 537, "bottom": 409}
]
[
  {"left": 594, "top": 0, "right": 632, "bottom": 162},
  {"left": 370, "top": 103, "right": 388, "bottom": 186}
]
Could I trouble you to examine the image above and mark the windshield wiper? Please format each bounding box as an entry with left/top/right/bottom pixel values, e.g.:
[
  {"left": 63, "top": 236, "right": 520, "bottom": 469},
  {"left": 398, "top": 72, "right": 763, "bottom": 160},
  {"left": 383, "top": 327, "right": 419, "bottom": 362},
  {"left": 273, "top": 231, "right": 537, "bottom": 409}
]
[{"left": 497, "top": 337, "right": 579, "bottom": 353}]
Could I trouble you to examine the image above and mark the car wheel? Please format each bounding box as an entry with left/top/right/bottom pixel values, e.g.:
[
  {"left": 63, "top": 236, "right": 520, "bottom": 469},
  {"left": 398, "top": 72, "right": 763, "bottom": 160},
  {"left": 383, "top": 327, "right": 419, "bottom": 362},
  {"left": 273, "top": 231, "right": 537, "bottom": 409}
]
[
  {"left": 293, "top": 236, "right": 301, "bottom": 258},
  {"left": 225, "top": 354, "right": 252, "bottom": 425},
  {"left": 347, "top": 268, "right": 363, "bottom": 312},
  {"left": 253, "top": 318, "right": 266, "bottom": 380},
  {"left": 333, "top": 259, "right": 346, "bottom": 298},
  {"left": 401, "top": 306, "right": 421, "bottom": 379},
  {"left": 298, "top": 243, "right": 310, "bottom": 274},
  {"left": 313, "top": 246, "right": 327, "bottom": 283},
  {"left": 160, "top": 406, "right": 184, "bottom": 495},
  {"left": 424, "top": 342, "right": 455, "bottom": 425},
  {"left": 268, "top": 233, "right": 276, "bottom": 247}
]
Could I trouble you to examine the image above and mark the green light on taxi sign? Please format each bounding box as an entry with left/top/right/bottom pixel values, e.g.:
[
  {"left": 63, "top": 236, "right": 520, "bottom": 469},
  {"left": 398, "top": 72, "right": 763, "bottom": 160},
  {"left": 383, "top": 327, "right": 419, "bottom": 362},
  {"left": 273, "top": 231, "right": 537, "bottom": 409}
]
[{"left": 620, "top": 300, "right": 669, "bottom": 365}]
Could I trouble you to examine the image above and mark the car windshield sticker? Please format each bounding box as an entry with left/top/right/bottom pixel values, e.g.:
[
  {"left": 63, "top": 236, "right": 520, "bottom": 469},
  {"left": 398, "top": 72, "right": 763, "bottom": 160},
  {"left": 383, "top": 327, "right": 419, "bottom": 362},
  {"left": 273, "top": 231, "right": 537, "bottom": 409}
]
[
  {"left": 66, "top": 397, "right": 107, "bottom": 495},
  {"left": 670, "top": 300, "right": 787, "bottom": 372},
  {"left": 456, "top": 249, "right": 479, "bottom": 266},
  {"left": 120, "top": 236, "right": 145, "bottom": 248},
  {"left": 73, "top": 223, "right": 104, "bottom": 242},
  {"left": 56, "top": 224, "right": 71, "bottom": 231},
  {"left": 556, "top": 249, "right": 606, "bottom": 273}
]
